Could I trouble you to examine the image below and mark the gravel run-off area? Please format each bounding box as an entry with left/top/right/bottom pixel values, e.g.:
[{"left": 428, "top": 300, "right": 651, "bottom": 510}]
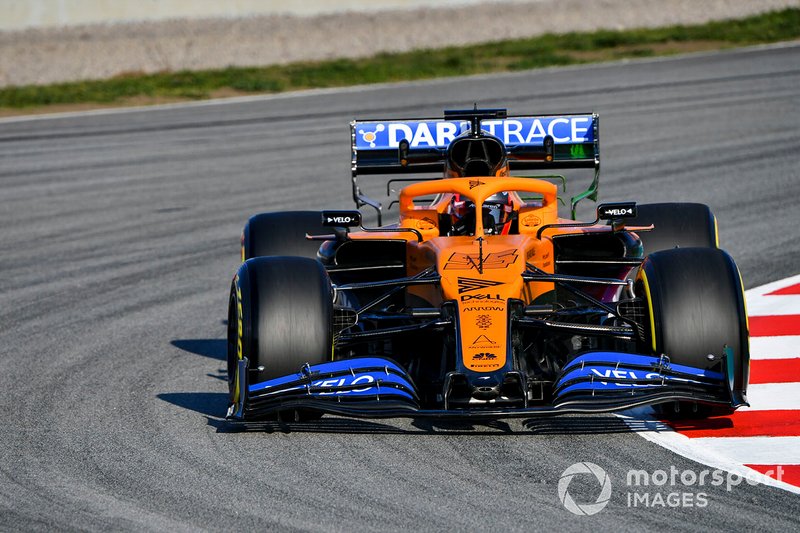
[{"left": 1, "top": 0, "right": 799, "bottom": 88}]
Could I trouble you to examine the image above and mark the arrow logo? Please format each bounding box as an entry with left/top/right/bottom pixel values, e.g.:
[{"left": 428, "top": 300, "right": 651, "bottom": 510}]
[{"left": 457, "top": 277, "right": 504, "bottom": 294}]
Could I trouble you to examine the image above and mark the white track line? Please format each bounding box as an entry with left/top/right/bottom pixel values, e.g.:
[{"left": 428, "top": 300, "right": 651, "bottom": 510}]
[
  {"left": 745, "top": 274, "right": 800, "bottom": 298},
  {"left": 747, "top": 294, "right": 800, "bottom": 317},
  {"left": 751, "top": 337, "right": 800, "bottom": 360},
  {"left": 686, "top": 437, "right": 800, "bottom": 465},
  {"left": 741, "top": 383, "right": 800, "bottom": 411}
]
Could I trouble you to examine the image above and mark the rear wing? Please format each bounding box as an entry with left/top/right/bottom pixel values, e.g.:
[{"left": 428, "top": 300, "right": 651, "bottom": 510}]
[
  {"left": 351, "top": 113, "right": 598, "bottom": 175},
  {"left": 350, "top": 111, "right": 599, "bottom": 223}
]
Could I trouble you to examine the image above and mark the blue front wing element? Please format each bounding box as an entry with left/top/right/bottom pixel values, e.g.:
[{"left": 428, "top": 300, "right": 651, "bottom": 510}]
[
  {"left": 248, "top": 358, "right": 417, "bottom": 401},
  {"left": 234, "top": 352, "right": 731, "bottom": 420},
  {"left": 555, "top": 352, "right": 725, "bottom": 396}
]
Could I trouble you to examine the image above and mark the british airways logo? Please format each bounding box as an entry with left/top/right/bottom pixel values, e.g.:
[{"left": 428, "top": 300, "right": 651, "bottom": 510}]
[{"left": 354, "top": 116, "right": 594, "bottom": 149}]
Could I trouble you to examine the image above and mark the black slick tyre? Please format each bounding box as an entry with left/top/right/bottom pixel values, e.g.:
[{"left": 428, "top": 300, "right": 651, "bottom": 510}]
[
  {"left": 637, "top": 247, "right": 749, "bottom": 418},
  {"left": 242, "top": 211, "right": 326, "bottom": 260},
  {"left": 227, "top": 256, "right": 334, "bottom": 418},
  {"left": 631, "top": 203, "right": 717, "bottom": 255}
]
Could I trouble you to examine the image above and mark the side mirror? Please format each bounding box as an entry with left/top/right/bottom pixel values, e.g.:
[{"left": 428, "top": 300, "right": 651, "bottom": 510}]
[
  {"left": 597, "top": 202, "right": 637, "bottom": 221},
  {"left": 321, "top": 210, "right": 362, "bottom": 227}
]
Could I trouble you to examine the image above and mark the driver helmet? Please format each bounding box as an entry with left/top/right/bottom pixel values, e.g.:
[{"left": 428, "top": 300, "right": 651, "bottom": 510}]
[
  {"left": 483, "top": 192, "right": 514, "bottom": 234},
  {"left": 449, "top": 192, "right": 514, "bottom": 235}
]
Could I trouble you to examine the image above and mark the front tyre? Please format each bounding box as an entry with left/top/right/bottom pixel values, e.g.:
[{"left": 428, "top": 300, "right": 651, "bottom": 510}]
[
  {"left": 638, "top": 247, "right": 749, "bottom": 418},
  {"left": 227, "top": 256, "right": 334, "bottom": 418}
]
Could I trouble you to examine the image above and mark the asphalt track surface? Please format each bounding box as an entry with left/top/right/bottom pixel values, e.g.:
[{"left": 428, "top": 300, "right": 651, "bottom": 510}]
[{"left": 1, "top": 44, "right": 799, "bottom": 531}]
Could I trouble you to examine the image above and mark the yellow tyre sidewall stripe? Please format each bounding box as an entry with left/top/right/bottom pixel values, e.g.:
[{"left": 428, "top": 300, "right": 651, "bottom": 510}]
[
  {"left": 637, "top": 267, "right": 658, "bottom": 354},
  {"left": 233, "top": 274, "right": 244, "bottom": 404}
]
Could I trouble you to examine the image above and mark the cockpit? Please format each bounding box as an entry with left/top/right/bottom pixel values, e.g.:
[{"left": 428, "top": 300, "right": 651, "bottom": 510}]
[{"left": 447, "top": 191, "right": 515, "bottom": 236}]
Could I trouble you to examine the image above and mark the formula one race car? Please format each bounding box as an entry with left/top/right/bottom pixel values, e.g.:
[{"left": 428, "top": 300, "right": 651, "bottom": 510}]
[{"left": 226, "top": 107, "right": 749, "bottom": 422}]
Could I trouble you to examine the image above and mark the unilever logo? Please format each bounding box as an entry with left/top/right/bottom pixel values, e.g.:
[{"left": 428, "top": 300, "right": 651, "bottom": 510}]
[{"left": 558, "top": 462, "right": 612, "bottom": 515}]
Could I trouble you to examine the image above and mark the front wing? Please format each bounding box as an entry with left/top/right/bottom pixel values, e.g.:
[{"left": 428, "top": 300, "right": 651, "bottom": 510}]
[{"left": 227, "top": 350, "right": 745, "bottom": 421}]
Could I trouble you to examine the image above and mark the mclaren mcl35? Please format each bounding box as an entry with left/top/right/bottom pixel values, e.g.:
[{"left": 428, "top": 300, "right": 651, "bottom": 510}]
[{"left": 226, "top": 108, "right": 749, "bottom": 422}]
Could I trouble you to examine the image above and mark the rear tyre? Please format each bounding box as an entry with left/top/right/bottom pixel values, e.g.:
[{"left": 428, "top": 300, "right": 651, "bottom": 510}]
[
  {"left": 630, "top": 203, "right": 717, "bottom": 255},
  {"left": 638, "top": 247, "right": 749, "bottom": 418},
  {"left": 227, "top": 256, "right": 334, "bottom": 419},
  {"left": 243, "top": 211, "right": 325, "bottom": 260}
]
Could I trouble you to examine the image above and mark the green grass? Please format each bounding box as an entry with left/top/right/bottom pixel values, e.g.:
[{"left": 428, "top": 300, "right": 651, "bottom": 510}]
[{"left": 2, "top": 8, "right": 798, "bottom": 109}]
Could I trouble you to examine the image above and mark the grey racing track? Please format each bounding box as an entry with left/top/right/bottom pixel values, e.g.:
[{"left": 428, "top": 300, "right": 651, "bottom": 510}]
[{"left": 1, "top": 44, "right": 799, "bottom": 531}]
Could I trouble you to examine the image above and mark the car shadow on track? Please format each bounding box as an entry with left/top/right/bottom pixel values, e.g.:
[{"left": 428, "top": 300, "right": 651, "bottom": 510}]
[
  {"left": 217, "top": 418, "right": 424, "bottom": 434},
  {"left": 158, "top": 392, "right": 228, "bottom": 418},
  {"left": 195, "top": 413, "right": 668, "bottom": 435},
  {"left": 158, "top": 388, "right": 669, "bottom": 435},
  {"left": 171, "top": 338, "right": 226, "bottom": 360},
  {"left": 521, "top": 415, "right": 667, "bottom": 435}
]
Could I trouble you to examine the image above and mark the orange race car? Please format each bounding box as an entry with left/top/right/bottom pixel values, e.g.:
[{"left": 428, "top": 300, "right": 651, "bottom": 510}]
[{"left": 226, "top": 108, "right": 749, "bottom": 422}]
